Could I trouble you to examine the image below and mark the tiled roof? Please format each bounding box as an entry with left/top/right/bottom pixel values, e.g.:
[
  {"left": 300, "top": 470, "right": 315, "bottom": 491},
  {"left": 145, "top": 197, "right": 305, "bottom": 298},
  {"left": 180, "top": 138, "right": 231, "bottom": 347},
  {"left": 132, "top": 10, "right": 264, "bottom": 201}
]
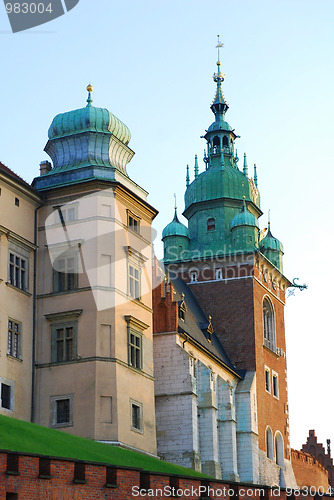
[
  {"left": 0, "top": 161, "right": 37, "bottom": 193},
  {"left": 171, "top": 277, "right": 241, "bottom": 376}
]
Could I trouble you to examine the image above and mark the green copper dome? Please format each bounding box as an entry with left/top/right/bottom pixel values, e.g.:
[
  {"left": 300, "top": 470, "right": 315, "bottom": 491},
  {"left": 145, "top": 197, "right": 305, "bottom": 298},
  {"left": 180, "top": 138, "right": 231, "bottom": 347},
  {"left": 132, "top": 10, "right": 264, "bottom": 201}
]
[
  {"left": 162, "top": 209, "right": 190, "bottom": 239},
  {"left": 260, "top": 226, "right": 283, "bottom": 252},
  {"left": 230, "top": 200, "right": 259, "bottom": 230},
  {"left": 48, "top": 105, "right": 131, "bottom": 145}
]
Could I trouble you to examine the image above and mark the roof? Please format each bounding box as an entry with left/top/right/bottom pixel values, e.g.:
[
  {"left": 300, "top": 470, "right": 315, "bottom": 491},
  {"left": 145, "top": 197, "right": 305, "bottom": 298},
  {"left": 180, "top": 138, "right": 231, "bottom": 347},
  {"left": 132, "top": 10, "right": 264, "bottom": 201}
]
[
  {"left": 171, "top": 277, "right": 240, "bottom": 376},
  {"left": 0, "top": 161, "right": 38, "bottom": 195}
]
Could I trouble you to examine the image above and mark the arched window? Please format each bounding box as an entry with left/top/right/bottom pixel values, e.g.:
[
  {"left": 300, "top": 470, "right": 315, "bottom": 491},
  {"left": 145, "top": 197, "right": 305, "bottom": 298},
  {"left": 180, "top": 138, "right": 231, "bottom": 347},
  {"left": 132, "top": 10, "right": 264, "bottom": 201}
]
[
  {"left": 207, "top": 218, "right": 215, "bottom": 231},
  {"left": 275, "top": 432, "right": 285, "bottom": 467},
  {"left": 266, "top": 427, "right": 274, "bottom": 460},
  {"left": 212, "top": 136, "right": 220, "bottom": 148},
  {"left": 263, "top": 298, "right": 276, "bottom": 351},
  {"left": 223, "top": 136, "right": 229, "bottom": 147}
]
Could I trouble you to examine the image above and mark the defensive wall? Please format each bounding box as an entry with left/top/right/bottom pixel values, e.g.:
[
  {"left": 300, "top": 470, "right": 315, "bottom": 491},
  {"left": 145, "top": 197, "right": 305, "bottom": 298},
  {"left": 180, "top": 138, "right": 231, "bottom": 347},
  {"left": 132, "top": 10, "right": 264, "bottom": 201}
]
[{"left": 1, "top": 449, "right": 333, "bottom": 500}]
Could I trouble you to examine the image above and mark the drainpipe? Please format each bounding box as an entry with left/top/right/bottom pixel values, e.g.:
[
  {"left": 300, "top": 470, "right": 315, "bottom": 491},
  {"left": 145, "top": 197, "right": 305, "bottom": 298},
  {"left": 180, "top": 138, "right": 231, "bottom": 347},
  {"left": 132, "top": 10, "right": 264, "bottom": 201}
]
[{"left": 31, "top": 201, "right": 43, "bottom": 423}]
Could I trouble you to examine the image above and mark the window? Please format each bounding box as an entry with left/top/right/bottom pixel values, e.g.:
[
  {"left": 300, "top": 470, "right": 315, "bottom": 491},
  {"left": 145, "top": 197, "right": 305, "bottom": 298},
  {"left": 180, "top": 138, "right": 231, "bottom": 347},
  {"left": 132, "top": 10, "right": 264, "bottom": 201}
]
[
  {"left": 9, "top": 252, "right": 27, "bottom": 291},
  {"left": 131, "top": 401, "right": 143, "bottom": 432},
  {"left": 54, "top": 204, "right": 78, "bottom": 224},
  {"left": 8, "top": 320, "right": 21, "bottom": 359},
  {"left": 223, "top": 136, "right": 229, "bottom": 147},
  {"left": 263, "top": 297, "right": 276, "bottom": 351},
  {"left": 55, "top": 326, "right": 74, "bottom": 362},
  {"left": 273, "top": 372, "right": 279, "bottom": 398},
  {"left": 266, "top": 427, "right": 274, "bottom": 460},
  {"left": 190, "top": 271, "right": 198, "bottom": 283},
  {"left": 129, "top": 331, "right": 142, "bottom": 369},
  {"left": 128, "top": 264, "right": 140, "bottom": 299},
  {"left": 128, "top": 212, "right": 140, "bottom": 234},
  {"left": 216, "top": 268, "right": 223, "bottom": 280},
  {"left": 53, "top": 254, "right": 78, "bottom": 292},
  {"left": 265, "top": 367, "right": 271, "bottom": 393},
  {"left": 1, "top": 383, "right": 12, "bottom": 410},
  {"left": 207, "top": 218, "right": 216, "bottom": 231},
  {"left": 275, "top": 432, "right": 284, "bottom": 467},
  {"left": 14, "top": 197, "right": 19, "bottom": 207},
  {"left": 51, "top": 394, "right": 73, "bottom": 427},
  {"left": 46, "top": 309, "right": 82, "bottom": 364}
]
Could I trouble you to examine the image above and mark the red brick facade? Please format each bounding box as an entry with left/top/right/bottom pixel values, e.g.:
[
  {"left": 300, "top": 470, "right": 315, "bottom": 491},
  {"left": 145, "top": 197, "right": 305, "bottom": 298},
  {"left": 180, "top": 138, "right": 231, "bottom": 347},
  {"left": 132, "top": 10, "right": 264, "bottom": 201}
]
[
  {"left": 291, "top": 449, "right": 329, "bottom": 489},
  {"left": 1, "top": 449, "right": 332, "bottom": 500}
]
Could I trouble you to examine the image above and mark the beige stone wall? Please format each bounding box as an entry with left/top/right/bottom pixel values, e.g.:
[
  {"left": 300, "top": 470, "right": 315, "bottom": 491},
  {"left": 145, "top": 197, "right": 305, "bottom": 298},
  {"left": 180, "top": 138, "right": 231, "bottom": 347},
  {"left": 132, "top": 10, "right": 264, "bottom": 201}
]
[{"left": 0, "top": 170, "right": 40, "bottom": 421}]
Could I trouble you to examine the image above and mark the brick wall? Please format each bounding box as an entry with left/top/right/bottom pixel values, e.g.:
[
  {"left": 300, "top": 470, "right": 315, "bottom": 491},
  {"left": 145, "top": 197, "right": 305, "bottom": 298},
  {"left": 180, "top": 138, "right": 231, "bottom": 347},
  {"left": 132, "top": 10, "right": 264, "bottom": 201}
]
[
  {"left": 1, "top": 450, "right": 333, "bottom": 500},
  {"left": 292, "top": 449, "right": 329, "bottom": 489}
]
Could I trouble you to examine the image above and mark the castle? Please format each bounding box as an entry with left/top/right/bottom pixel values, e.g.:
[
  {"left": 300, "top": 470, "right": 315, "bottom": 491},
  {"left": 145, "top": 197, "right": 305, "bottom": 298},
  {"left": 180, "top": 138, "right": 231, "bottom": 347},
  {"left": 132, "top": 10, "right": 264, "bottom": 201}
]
[{"left": 0, "top": 46, "right": 332, "bottom": 489}]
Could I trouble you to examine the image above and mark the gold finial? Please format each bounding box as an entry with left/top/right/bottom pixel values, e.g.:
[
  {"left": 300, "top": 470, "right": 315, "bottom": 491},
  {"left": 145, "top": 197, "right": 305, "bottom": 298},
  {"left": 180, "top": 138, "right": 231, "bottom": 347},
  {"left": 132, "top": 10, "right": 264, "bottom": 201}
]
[{"left": 86, "top": 84, "right": 93, "bottom": 106}]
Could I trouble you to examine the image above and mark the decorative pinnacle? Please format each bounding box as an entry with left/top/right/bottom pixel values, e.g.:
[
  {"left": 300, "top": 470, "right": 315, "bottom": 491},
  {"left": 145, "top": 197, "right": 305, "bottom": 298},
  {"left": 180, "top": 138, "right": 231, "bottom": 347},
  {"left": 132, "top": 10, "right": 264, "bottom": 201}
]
[
  {"left": 86, "top": 84, "right": 93, "bottom": 106},
  {"left": 174, "top": 193, "right": 177, "bottom": 211},
  {"left": 194, "top": 155, "right": 199, "bottom": 178},
  {"left": 254, "top": 164, "right": 258, "bottom": 187},
  {"left": 186, "top": 164, "right": 190, "bottom": 187},
  {"left": 243, "top": 153, "right": 248, "bottom": 176}
]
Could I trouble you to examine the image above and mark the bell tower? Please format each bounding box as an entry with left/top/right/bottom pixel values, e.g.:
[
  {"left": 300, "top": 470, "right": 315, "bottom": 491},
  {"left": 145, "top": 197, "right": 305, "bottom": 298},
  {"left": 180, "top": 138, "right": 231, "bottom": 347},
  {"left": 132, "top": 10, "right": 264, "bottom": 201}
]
[{"left": 162, "top": 39, "right": 296, "bottom": 486}]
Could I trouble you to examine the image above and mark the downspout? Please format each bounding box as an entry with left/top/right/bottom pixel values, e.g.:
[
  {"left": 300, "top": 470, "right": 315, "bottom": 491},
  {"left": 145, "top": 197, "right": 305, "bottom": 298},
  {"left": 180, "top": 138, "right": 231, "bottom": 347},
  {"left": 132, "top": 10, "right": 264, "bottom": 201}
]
[{"left": 31, "top": 201, "right": 43, "bottom": 423}]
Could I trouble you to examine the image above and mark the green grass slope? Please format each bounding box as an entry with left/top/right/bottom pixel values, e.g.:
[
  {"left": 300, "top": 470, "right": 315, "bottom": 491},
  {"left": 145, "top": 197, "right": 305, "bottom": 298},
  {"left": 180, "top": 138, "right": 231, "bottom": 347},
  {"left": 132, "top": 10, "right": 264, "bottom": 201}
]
[{"left": 0, "top": 415, "right": 207, "bottom": 478}]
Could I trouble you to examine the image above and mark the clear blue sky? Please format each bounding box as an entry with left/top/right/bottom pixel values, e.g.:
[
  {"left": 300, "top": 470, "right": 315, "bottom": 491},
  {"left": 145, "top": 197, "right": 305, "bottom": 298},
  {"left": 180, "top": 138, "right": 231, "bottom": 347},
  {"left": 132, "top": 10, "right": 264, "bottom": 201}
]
[{"left": 1, "top": 0, "right": 333, "bottom": 451}]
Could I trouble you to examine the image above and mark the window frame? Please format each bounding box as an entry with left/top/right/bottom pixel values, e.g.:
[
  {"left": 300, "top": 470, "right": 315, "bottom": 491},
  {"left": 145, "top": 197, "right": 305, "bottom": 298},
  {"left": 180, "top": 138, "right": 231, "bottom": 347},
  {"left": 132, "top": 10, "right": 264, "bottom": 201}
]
[
  {"left": 45, "top": 309, "right": 82, "bottom": 364},
  {"left": 7, "top": 319, "right": 21, "bottom": 359},
  {"left": 53, "top": 252, "right": 79, "bottom": 293},
  {"left": 0, "top": 377, "right": 14, "bottom": 412},
  {"left": 190, "top": 271, "right": 198, "bottom": 283},
  {"left": 8, "top": 251, "right": 28, "bottom": 292},
  {"left": 128, "top": 329, "right": 142, "bottom": 370},
  {"left": 50, "top": 394, "right": 74, "bottom": 428},
  {"left": 215, "top": 268, "right": 223, "bottom": 280},
  {"left": 265, "top": 366, "right": 271, "bottom": 393},
  {"left": 127, "top": 211, "right": 141, "bottom": 234},
  {"left": 263, "top": 297, "right": 276, "bottom": 352},
  {"left": 272, "top": 371, "right": 279, "bottom": 399},
  {"left": 207, "top": 217, "right": 216, "bottom": 232},
  {"left": 128, "top": 262, "right": 141, "bottom": 300},
  {"left": 130, "top": 399, "right": 143, "bottom": 433}
]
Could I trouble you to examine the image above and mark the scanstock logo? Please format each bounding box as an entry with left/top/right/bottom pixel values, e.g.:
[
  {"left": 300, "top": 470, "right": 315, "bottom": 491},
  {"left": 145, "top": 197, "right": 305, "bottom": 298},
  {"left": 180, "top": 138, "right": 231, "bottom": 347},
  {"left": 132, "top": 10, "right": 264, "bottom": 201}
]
[{"left": 4, "top": 0, "right": 80, "bottom": 33}]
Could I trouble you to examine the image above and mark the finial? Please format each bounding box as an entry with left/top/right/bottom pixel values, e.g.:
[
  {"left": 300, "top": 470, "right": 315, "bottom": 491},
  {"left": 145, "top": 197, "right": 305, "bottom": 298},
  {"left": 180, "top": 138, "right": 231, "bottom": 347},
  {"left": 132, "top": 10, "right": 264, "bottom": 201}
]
[
  {"left": 174, "top": 193, "right": 177, "bottom": 211},
  {"left": 86, "top": 84, "right": 93, "bottom": 107},
  {"left": 203, "top": 149, "right": 209, "bottom": 170},
  {"left": 216, "top": 35, "right": 224, "bottom": 69},
  {"left": 186, "top": 164, "right": 190, "bottom": 187},
  {"left": 194, "top": 155, "right": 199, "bottom": 178},
  {"left": 268, "top": 209, "right": 271, "bottom": 232},
  {"left": 242, "top": 195, "right": 246, "bottom": 211},
  {"left": 254, "top": 164, "right": 258, "bottom": 187},
  {"left": 243, "top": 153, "right": 248, "bottom": 176}
]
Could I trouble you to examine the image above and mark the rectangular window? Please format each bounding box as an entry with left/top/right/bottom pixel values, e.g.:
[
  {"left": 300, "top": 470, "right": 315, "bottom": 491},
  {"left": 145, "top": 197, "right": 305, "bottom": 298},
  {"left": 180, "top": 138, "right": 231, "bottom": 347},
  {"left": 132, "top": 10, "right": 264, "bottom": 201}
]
[
  {"left": 128, "top": 264, "right": 140, "bottom": 300},
  {"left": 129, "top": 331, "right": 142, "bottom": 369},
  {"left": 55, "top": 326, "right": 73, "bottom": 362},
  {"left": 128, "top": 212, "right": 140, "bottom": 233},
  {"left": 8, "top": 320, "right": 21, "bottom": 359},
  {"left": 1, "top": 383, "right": 11, "bottom": 410},
  {"left": 131, "top": 401, "right": 142, "bottom": 432},
  {"left": 51, "top": 394, "right": 73, "bottom": 428},
  {"left": 53, "top": 255, "right": 78, "bottom": 292},
  {"left": 9, "top": 252, "right": 27, "bottom": 291},
  {"left": 265, "top": 367, "right": 271, "bottom": 393},
  {"left": 273, "top": 373, "right": 279, "bottom": 398},
  {"left": 54, "top": 204, "right": 78, "bottom": 224}
]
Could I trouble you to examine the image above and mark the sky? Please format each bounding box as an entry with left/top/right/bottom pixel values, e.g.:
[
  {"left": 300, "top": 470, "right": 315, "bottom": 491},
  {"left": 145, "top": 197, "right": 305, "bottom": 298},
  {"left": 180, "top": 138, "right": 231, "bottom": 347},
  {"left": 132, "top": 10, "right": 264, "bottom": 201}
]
[{"left": 1, "top": 0, "right": 333, "bottom": 452}]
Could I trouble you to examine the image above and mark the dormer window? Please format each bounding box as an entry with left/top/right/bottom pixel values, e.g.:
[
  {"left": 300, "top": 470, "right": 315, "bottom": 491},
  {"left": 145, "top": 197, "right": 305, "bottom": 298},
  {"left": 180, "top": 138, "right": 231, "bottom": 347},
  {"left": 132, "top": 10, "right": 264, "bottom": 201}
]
[{"left": 207, "top": 218, "right": 215, "bottom": 231}]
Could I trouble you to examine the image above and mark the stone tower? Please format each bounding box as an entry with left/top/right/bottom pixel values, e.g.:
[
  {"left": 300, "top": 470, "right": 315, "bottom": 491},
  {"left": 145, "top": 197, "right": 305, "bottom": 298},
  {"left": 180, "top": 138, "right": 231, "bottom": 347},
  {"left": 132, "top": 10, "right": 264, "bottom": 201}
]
[{"left": 32, "top": 86, "right": 158, "bottom": 455}]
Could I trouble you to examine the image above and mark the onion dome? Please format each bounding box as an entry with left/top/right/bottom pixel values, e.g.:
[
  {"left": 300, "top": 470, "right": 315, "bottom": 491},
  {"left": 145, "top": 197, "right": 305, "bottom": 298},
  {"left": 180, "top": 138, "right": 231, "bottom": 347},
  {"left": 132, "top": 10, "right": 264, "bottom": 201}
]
[
  {"left": 230, "top": 199, "right": 259, "bottom": 230},
  {"left": 260, "top": 224, "right": 283, "bottom": 253},
  {"left": 33, "top": 85, "right": 135, "bottom": 192},
  {"left": 162, "top": 208, "right": 190, "bottom": 239}
]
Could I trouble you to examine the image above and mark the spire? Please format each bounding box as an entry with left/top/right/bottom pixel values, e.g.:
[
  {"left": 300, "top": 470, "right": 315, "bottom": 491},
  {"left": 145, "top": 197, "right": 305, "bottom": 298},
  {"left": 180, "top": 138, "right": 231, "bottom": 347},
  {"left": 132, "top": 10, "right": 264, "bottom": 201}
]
[
  {"left": 254, "top": 164, "right": 258, "bottom": 187},
  {"left": 173, "top": 194, "right": 179, "bottom": 221},
  {"left": 194, "top": 155, "right": 199, "bottom": 178},
  {"left": 86, "top": 84, "right": 93, "bottom": 107},
  {"left": 267, "top": 209, "right": 271, "bottom": 233},
  {"left": 243, "top": 153, "right": 248, "bottom": 176},
  {"left": 203, "top": 149, "right": 209, "bottom": 170},
  {"left": 186, "top": 164, "right": 190, "bottom": 187},
  {"left": 211, "top": 36, "right": 229, "bottom": 118}
]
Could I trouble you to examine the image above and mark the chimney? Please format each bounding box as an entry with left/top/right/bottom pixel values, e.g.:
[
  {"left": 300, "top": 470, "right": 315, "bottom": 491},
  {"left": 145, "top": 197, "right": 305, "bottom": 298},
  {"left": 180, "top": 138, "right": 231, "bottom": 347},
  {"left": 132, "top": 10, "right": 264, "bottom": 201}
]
[{"left": 39, "top": 160, "right": 52, "bottom": 176}]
